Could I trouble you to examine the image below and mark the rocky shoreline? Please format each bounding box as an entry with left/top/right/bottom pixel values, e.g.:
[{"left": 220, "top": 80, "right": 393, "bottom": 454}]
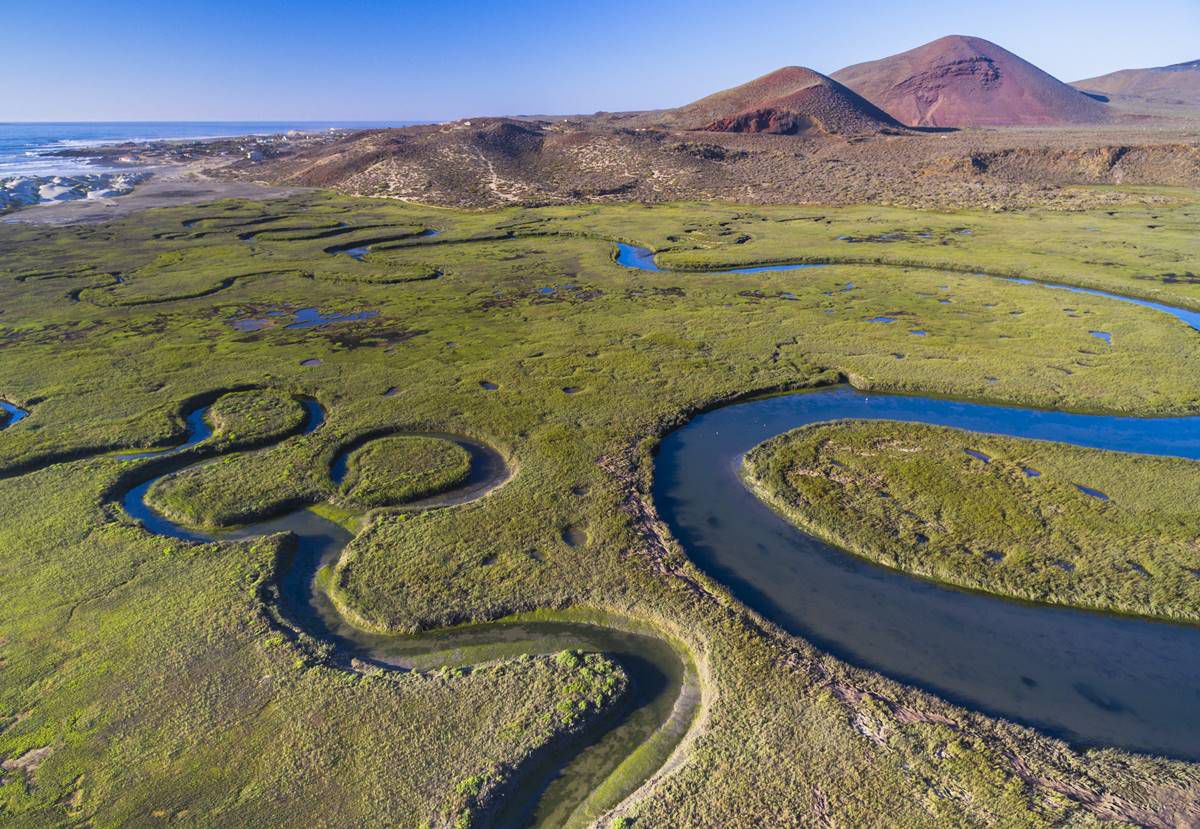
[
  {"left": 0, "top": 129, "right": 354, "bottom": 216},
  {"left": 0, "top": 172, "right": 150, "bottom": 212}
]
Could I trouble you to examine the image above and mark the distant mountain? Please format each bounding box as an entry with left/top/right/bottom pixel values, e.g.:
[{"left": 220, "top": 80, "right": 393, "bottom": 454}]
[
  {"left": 832, "top": 35, "right": 1110, "bottom": 127},
  {"left": 1073, "top": 60, "right": 1200, "bottom": 106},
  {"left": 651, "top": 66, "right": 906, "bottom": 136}
]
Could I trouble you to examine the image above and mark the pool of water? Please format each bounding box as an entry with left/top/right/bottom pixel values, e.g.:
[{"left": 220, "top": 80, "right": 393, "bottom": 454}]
[
  {"left": 0, "top": 400, "right": 30, "bottom": 429},
  {"left": 284, "top": 307, "right": 378, "bottom": 329},
  {"left": 229, "top": 306, "right": 378, "bottom": 331},
  {"left": 1074, "top": 484, "right": 1110, "bottom": 501},
  {"left": 231, "top": 318, "right": 272, "bottom": 332},
  {"left": 654, "top": 386, "right": 1200, "bottom": 759}
]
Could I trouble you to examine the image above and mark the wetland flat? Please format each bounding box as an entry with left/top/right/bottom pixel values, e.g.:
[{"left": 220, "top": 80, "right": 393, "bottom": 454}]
[{"left": 4, "top": 191, "right": 1200, "bottom": 826}]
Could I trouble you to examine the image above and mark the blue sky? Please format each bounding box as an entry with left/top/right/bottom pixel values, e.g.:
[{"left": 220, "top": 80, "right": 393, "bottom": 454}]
[{"left": 5, "top": 0, "right": 1198, "bottom": 121}]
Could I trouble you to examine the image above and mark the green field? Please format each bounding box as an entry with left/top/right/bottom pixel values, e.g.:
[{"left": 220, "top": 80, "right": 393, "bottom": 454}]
[{"left": 2, "top": 190, "right": 1200, "bottom": 826}]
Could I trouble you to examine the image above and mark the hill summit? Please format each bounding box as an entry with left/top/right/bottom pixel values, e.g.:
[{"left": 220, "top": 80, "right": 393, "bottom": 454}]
[
  {"left": 1074, "top": 59, "right": 1200, "bottom": 106},
  {"left": 832, "top": 35, "right": 1110, "bottom": 127},
  {"left": 655, "top": 66, "right": 905, "bottom": 136}
]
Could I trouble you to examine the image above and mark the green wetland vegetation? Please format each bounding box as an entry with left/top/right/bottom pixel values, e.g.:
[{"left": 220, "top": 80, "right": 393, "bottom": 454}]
[
  {"left": 746, "top": 421, "right": 1200, "bottom": 621},
  {"left": 337, "top": 435, "right": 471, "bottom": 507},
  {"left": 2, "top": 189, "right": 1200, "bottom": 826}
]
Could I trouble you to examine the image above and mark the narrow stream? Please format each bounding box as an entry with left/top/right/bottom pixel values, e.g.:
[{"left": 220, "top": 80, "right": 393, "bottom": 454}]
[
  {"left": 615, "top": 242, "right": 1200, "bottom": 332},
  {"left": 325, "top": 228, "right": 440, "bottom": 259},
  {"left": 615, "top": 242, "right": 825, "bottom": 274},
  {"left": 107, "top": 399, "right": 694, "bottom": 828}
]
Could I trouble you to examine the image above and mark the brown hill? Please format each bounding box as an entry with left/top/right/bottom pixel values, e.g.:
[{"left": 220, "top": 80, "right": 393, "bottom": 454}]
[
  {"left": 832, "top": 35, "right": 1110, "bottom": 127},
  {"left": 235, "top": 116, "right": 1199, "bottom": 211},
  {"left": 650, "top": 66, "right": 905, "bottom": 135},
  {"left": 1074, "top": 60, "right": 1200, "bottom": 106}
]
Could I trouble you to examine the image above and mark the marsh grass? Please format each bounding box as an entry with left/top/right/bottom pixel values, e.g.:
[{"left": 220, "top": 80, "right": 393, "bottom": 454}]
[
  {"left": 338, "top": 435, "right": 470, "bottom": 508},
  {"left": 3, "top": 191, "right": 1200, "bottom": 826},
  {"left": 207, "top": 389, "right": 306, "bottom": 444},
  {"left": 147, "top": 432, "right": 332, "bottom": 528},
  {"left": 746, "top": 420, "right": 1200, "bottom": 621}
]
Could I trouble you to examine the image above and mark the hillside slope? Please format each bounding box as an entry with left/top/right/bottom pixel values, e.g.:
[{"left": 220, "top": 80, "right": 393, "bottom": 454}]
[
  {"left": 832, "top": 35, "right": 1110, "bottom": 127},
  {"left": 233, "top": 117, "right": 1198, "bottom": 211},
  {"left": 653, "top": 66, "right": 905, "bottom": 135},
  {"left": 1074, "top": 59, "right": 1200, "bottom": 105}
]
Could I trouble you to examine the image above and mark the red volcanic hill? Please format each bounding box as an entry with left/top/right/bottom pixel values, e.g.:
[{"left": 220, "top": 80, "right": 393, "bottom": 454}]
[
  {"left": 654, "top": 66, "right": 906, "bottom": 136},
  {"left": 831, "top": 35, "right": 1110, "bottom": 128},
  {"left": 1074, "top": 59, "right": 1200, "bottom": 106}
]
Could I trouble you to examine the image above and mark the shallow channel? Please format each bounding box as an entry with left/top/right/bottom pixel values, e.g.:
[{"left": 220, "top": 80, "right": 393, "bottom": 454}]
[
  {"left": 654, "top": 386, "right": 1200, "bottom": 759},
  {"left": 111, "top": 398, "right": 693, "bottom": 828},
  {"left": 616, "top": 242, "right": 1200, "bottom": 333}
]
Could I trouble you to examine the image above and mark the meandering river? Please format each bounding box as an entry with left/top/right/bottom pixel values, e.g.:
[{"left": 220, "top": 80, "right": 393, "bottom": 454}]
[
  {"left": 6, "top": 234, "right": 1200, "bottom": 822},
  {"left": 615, "top": 242, "right": 1200, "bottom": 332},
  {"left": 654, "top": 387, "right": 1200, "bottom": 759},
  {"left": 107, "top": 398, "right": 695, "bottom": 829},
  {"left": 615, "top": 241, "right": 1200, "bottom": 759}
]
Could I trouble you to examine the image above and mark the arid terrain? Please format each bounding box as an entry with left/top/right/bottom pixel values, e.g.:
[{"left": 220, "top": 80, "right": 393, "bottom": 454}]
[
  {"left": 830, "top": 35, "right": 1111, "bottom": 127},
  {"left": 225, "top": 119, "right": 1199, "bottom": 210},
  {"left": 32, "top": 37, "right": 1197, "bottom": 215},
  {"left": 1075, "top": 58, "right": 1200, "bottom": 108}
]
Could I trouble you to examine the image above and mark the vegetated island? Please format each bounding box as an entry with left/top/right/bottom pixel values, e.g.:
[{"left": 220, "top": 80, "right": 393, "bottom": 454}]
[{"left": 745, "top": 419, "right": 1200, "bottom": 621}]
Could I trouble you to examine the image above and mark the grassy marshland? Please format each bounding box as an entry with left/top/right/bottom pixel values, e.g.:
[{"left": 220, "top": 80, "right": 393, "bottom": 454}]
[
  {"left": 746, "top": 421, "right": 1200, "bottom": 621},
  {"left": 2, "top": 190, "right": 1200, "bottom": 826},
  {"left": 206, "top": 388, "right": 308, "bottom": 443},
  {"left": 145, "top": 434, "right": 331, "bottom": 527},
  {"left": 339, "top": 436, "right": 471, "bottom": 507}
]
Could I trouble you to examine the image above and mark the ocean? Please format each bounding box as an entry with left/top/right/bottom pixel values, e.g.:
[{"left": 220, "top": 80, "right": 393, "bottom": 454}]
[{"left": 0, "top": 122, "right": 419, "bottom": 178}]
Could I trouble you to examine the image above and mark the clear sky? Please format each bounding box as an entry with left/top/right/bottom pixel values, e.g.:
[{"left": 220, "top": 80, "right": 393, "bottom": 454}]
[{"left": 5, "top": 0, "right": 1198, "bottom": 121}]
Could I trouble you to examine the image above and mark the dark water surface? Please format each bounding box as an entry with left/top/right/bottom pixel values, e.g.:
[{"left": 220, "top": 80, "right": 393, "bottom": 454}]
[
  {"left": 654, "top": 386, "right": 1200, "bottom": 759},
  {"left": 284, "top": 307, "right": 378, "bottom": 328}
]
